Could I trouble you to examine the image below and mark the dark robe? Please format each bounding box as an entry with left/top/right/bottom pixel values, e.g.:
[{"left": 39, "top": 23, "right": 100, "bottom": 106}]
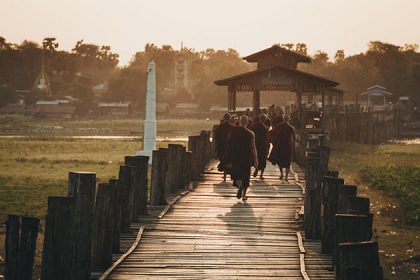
[
  {"left": 214, "top": 121, "right": 234, "bottom": 171},
  {"left": 268, "top": 122, "right": 295, "bottom": 168},
  {"left": 250, "top": 122, "right": 269, "bottom": 170},
  {"left": 226, "top": 126, "right": 254, "bottom": 188}
]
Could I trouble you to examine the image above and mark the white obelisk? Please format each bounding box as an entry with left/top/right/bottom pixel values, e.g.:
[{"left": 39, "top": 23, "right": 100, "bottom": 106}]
[{"left": 137, "top": 60, "right": 156, "bottom": 162}]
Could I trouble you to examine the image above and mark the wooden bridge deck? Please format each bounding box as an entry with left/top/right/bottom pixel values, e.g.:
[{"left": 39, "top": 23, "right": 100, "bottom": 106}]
[{"left": 104, "top": 162, "right": 334, "bottom": 279}]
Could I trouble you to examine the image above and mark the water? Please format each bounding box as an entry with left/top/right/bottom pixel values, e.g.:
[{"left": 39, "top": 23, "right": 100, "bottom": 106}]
[
  {"left": 0, "top": 135, "right": 189, "bottom": 142},
  {"left": 390, "top": 138, "right": 420, "bottom": 145}
]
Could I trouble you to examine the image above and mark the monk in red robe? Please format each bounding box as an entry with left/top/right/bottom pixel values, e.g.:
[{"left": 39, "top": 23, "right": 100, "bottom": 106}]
[{"left": 268, "top": 115, "right": 296, "bottom": 181}]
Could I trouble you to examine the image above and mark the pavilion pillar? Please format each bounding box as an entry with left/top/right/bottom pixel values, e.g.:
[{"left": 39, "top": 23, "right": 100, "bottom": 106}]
[
  {"left": 297, "top": 90, "right": 302, "bottom": 125},
  {"left": 252, "top": 90, "right": 260, "bottom": 116},
  {"left": 308, "top": 94, "right": 313, "bottom": 105},
  {"left": 328, "top": 95, "right": 333, "bottom": 105},
  {"left": 228, "top": 91, "right": 232, "bottom": 112},
  {"left": 321, "top": 87, "right": 325, "bottom": 126},
  {"left": 228, "top": 87, "right": 237, "bottom": 112}
]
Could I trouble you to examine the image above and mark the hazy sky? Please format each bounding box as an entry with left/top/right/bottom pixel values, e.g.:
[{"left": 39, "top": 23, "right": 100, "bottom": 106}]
[{"left": 1, "top": 0, "right": 419, "bottom": 66}]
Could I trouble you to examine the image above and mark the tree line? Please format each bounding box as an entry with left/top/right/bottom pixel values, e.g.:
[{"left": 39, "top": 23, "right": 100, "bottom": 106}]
[{"left": 0, "top": 36, "right": 419, "bottom": 110}]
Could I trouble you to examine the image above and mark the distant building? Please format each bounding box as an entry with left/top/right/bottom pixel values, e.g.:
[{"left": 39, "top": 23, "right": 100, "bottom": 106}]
[
  {"left": 172, "top": 103, "right": 199, "bottom": 116},
  {"left": 0, "top": 103, "right": 26, "bottom": 115},
  {"left": 156, "top": 103, "right": 170, "bottom": 118},
  {"left": 97, "top": 102, "right": 131, "bottom": 116},
  {"left": 26, "top": 103, "right": 76, "bottom": 119},
  {"left": 360, "top": 85, "right": 393, "bottom": 108}
]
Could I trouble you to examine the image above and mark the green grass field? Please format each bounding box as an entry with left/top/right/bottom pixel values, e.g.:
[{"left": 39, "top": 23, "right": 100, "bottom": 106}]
[
  {"left": 0, "top": 115, "right": 218, "bottom": 136},
  {"left": 329, "top": 142, "right": 420, "bottom": 278}
]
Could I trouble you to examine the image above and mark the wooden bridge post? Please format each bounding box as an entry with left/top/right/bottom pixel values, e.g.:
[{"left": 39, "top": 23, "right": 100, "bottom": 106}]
[
  {"left": 67, "top": 172, "right": 96, "bottom": 280},
  {"left": 118, "top": 165, "right": 135, "bottom": 232},
  {"left": 166, "top": 144, "right": 182, "bottom": 193},
  {"left": 188, "top": 135, "right": 201, "bottom": 179},
  {"left": 109, "top": 179, "right": 121, "bottom": 253},
  {"left": 180, "top": 146, "right": 188, "bottom": 187},
  {"left": 41, "top": 197, "right": 76, "bottom": 280},
  {"left": 125, "top": 155, "right": 149, "bottom": 216},
  {"left": 150, "top": 148, "right": 168, "bottom": 206},
  {"left": 5, "top": 215, "right": 19, "bottom": 280},
  {"left": 16, "top": 217, "right": 39, "bottom": 280},
  {"left": 337, "top": 241, "right": 383, "bottom": 280},
  {"left": 304, "top": 154, "right": 322, "bottom": 239},
  {"left": 339, "top": 196, "right": 370, "bottom": 215},
  {"left": 184, "top": 151, "right": 193, "bottom": 186},
  {"left": 91, "top": 183, "right": 114, "bottom": 269},
  {"left": 334, "top": 214, "right": 373, "bottom": 265},
  {"left": 321, "top": 176, "right": 344, "bottom": 254}
]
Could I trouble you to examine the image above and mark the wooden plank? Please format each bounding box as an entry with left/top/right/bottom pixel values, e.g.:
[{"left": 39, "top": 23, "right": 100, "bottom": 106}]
[
  {"left": 105, "top": 161, "right": 333, "bottom": 279},
  {"left": 158, "top": 190, "right": 189, "bottom": 218},
  {"left": 98, "top": 226, "right": 145, "bottom": 280}
]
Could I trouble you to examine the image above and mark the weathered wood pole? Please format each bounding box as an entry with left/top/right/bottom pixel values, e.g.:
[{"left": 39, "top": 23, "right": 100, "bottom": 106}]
[
  {"left": 334, "top": 214, "right": 373, "bottom": 265},
  {"left": 16, "top": 217, "right": 39, "bottom": 280},
  {"left": 41, "top": 197, "right": 76, "bottom": 280},
  {"left": 91, "top": 183, "right": 114, "bottom": 269},
  {"left": 118, "top": 165, "right": 135, "bottom": 232},
  {"left": 150, "top": 148, "right": 168, "bottom": 206},
  {"left": 339, "top": 196, "right": 370, "bottom": 215},
  {"left": 304, "top": 154, "right": 322, "bottom": 239},
  {"left": 321, "top": 176, "right": 344, "bottom": 254},
  {"left": 67, "top": 172, "right": 96, "bottom": 280},
  {"left": 125, "top": 155, "right": 149, "bottom": 217},
  {"left": 337, "top": 241, "right": 383, "bottom": 280},
  {"left": 5, "top": 215, "right": 20, "bottom": 280},
  {"left": 179, "top": 146, "right": 188, "bottom": 187},
  {"left": 166, "top": 144, "right": 183, "bottom": 192},
  {"left": 188, "top": 135, "right": 201, "bottom": 179},
  {"left": 109, "top": 178, "right": 121, "bottom": 253},
  {"left": 184, "top": 151, "right": 193, "bottom": 187}
]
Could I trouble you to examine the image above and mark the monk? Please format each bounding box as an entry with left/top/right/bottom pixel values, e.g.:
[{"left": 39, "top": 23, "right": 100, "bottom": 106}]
[
  {"left": 227, "top": 115, "right": 258, "bottom": 201},
  {"left": 268, "top": 114, "right": 296, "bottom": 181},
  {"left": 214, "top": 113, "right": 234, "bottom": 181},
  {"left": 250, "top": 114, "right": 269, "bottom": 180}
]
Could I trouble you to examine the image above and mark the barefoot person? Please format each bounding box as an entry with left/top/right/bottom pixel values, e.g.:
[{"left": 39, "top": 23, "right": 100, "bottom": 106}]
[
  {"left": 227, "top": 115, "right": 258, "bottom": 201},
  {"left": 269, "top": 114, "right": 296, "bottom": 181},
  {"left": 250, "top": 114, "right": 269, "bottom": 180}
]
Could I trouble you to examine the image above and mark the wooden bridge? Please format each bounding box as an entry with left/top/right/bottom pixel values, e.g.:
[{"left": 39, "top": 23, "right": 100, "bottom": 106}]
[
  {"left": 101, "top": 162, "right": 333, "bottom": 280},
  {"left": 5, "top": 127, "right": 387, "bottom": 280}
]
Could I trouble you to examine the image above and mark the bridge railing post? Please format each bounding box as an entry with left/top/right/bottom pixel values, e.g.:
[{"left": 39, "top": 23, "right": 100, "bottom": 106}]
[
  {"left": 150, "top": 148, "right": 168, "bottom": 206},
  {"left": 118, "top": 165, "right": 135, "bottom": 232},
  {"left": 67, "top": 171, "right": 96, "bottom": 280},
  {"left": 109, "top": 178, "right": 121, "bottom": 253},
  {"left": 41, "top": 197, "right": 76, "bottom": 280},
  {"left": 91, "top": 183, "right": 114, "bottom": 270},
  {"left": 125, "top": 156, "right": 149, "bottom": 217},
  {"left": 6, "top": 215, "right": 40, "bottom": 280}
]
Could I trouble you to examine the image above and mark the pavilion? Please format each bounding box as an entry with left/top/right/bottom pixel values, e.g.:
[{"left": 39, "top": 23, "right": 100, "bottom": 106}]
[{"left": 214, "top": 45, "right": 340, "bottom": 126}]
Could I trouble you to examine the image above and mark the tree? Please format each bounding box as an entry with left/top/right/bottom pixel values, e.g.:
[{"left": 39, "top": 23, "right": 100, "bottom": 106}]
[
  {"left": 295, "top": 43, "right": 308, "bottom": 56},
  {"left": 0, "top": 84, "right": 18, "bottom": 107},
  {"left": 334, "top": 50, "right": 345, "bottom": 63}
]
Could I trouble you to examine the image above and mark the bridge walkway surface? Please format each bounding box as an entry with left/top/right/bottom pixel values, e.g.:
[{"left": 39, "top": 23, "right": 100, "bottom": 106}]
[{"left": 103, "top": 161, "right": 334, "bottom": 279}]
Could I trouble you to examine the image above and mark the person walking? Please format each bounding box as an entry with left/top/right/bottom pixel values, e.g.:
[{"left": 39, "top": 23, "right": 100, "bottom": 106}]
[
  {"left": 268, "top": 114, "right": 296, "bottom": 181},
  {"left": 250, "top": 114, "right": 269, "bottom": 180},
  {"left": 227, "top": 115, "right": 258, "bottom": 201},
  {"left": 214, "top": 113, "right": 234, "bottom": 181}
]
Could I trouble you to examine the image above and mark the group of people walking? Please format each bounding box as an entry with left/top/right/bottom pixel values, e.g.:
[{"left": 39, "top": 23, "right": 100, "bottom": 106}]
[{"left": 214, "top": 110, "right": 296, "bottom": 201}]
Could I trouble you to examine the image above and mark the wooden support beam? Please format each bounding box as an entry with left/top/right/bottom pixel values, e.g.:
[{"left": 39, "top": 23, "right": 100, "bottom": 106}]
[
  {"left": 67, "top": 172, "right": 96, "bottom": 280},
  {"left": 253, "top": 89, "right": 260, "bottom": 116},
  {"left": 41, "top": 197, "right": 76, "bottom": 280},
  {"left": 150, "top": 148, "right": 168, "bottom": 206}
]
